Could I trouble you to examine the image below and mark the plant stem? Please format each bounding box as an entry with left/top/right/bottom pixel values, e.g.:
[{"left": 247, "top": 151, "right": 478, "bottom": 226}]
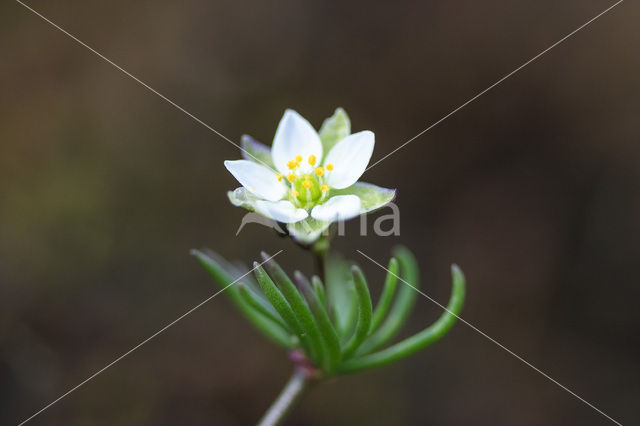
[
  {"left": 258, "top": 368, "right": 312, "bottom": 426},
  {"left": 311, "top": 236, "right": 329, "bottom": 283},
  {"left": 314, "top": 251, "right": 326, "bottom": 283}
]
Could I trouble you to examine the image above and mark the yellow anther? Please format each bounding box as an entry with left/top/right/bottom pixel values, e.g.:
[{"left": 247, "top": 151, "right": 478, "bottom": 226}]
[
  {"left": 326, "top": 163, "right": 334, "bottom": 171},
  {"left": 275, "top": 173, "right": 283, "bottom": 182},
  {"left": 315, "top": 167, "right": 324, "bottom": 177},
  {"left": 321, "top": 184, "right": 330, "bottom": 192},
  {"left": 302, "top": 180, "right": 313, "bottom": 189},
  {"left": 287, "top": 160, "right": 298, "bottom": 170},
  {"left": 287, "top": 173, "right": 296, "bottom": 183},
  {"left": 290, "top": 190, "right": 299, "bottom": 197},
  {"left": 295, "top": 155, "right": 302, "bottom": 163},
  {"left": 308, "top": 155, "right": 317, "bottom": 166}
]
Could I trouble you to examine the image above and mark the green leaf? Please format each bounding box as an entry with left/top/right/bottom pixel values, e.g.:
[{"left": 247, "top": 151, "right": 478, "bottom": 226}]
[
  {"left": 238, "top": 284, "right": 289, "bottom": 331},
  {"left": 286, "top": 217, "right": 331, "bottom": 245},
  {"left": 356, "top": 246, "right": 419, "bottom": 355},
  {"left": 341, "top": 286, "right": 358, "bottom": 341},
  {"left": 324, "top": 253, "right": 356, "bottom": 336},
  {"left": 312, "top": 276, "right": 327, "bottom": 310},
  {"left": 236, "top": 301, "right": 297, "bottom": 348},
  {"left": 319, "top": 107, "right": 351, "bottom": 154},
  {"left": 337, "top": 265, "right": 466, "bottom": 374},
  {"left": 332, "top": 182, "right": 396, "bottom": 213},
  {"left": 341, "top": 266, "right": 373, "bottom": 359},
  {"left": 369, "top": 257, "right": 399, "bottom": 333},
  {"left": 241, "top": 134, "right": 275, "bottom": 169},
  {"left": 191, "top": 250, "right": 294, "bottom": 348},
  {"left": 254, "top": 262, "right": 311, "bottom": 352},
  {"left": 296, "top": 273, "right": 341, "bottom": 373},
  {"left": 262, "top": 253, "right": 325, "bottom": 365}
]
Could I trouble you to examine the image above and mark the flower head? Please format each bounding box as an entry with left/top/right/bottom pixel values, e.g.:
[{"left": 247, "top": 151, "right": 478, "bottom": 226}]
[{"left": 225, "top": 108, "right": 395, "bottom": 243}]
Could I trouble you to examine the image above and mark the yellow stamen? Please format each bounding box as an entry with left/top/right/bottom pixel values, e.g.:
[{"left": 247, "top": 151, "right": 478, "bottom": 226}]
[
  {"left": 290, "top": 190, "right": 299, "bottom": 197},
  {"left": 275, "top": 173, "right": 283, "bottom": 182},
  {"left": 302, "top": 180, "right": 312, "bottom": 189},
  {"left": 295, "top": 155, "right": 302, "bottom": 163},
  {"left": 315, "top": 167, "right": 324, "bottom": 177},
  {"left": 321, "top": 184, "right": 330, "bottom": 192},
  {"left": 287, "top": 160, "right": 298, "bottom": 170},
  {"left": 308, "top": 155, "right": 317, "bottom": 166},
  {"left": 326, "top": 163, "right": 334, "bottom": 171},
  {"left": 287, "top": 173, "right": 296, "bottom": 183}
]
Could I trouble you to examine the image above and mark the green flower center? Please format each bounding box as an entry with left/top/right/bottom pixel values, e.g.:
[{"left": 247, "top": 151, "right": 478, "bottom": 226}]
[
  {"left": 276, "top": 155, "right": 333, "bottom": 208},
  {"left": 294, "top": 174, "right": 321, "bottom": 204}
]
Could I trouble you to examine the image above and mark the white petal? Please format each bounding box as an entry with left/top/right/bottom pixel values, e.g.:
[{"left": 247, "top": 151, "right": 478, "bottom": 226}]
[
  {"left": 255, "top": 200, "right": 308, "bottom": 223},
  {"left": 323, "top": 131, "right": 374, "bottom": 189},
  {"left": 311, "top": 195, "right": 361, "bottom": 222},
  {"left": 271, "top": 109, "right": 323, "bottom": 174},
  {"left": 224, "top": 160, "right": 286, "bottom": 202}
]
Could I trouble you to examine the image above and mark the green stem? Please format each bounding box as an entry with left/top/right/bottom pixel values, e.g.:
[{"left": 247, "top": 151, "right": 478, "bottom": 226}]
[
  {"left": 314, "top": 252, "right": 326, "bottom": 283},
  {"left": 258, "top": 368, "right": 312, "bottom": 426},
  {"left": 312, "top": 236, "right": 329, "bottom": 282}
]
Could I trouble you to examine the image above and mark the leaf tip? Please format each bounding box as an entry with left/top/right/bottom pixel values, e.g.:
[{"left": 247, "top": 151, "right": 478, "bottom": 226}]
[{"left": 450, "top": 263, "right": 463, "bottom": 277}]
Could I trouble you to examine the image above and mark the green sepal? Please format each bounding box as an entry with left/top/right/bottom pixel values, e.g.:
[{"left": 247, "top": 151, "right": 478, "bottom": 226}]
[
  {"left": 318, "top": 107, "right": 350, "bottom": 154},
  {"left": 227, "top": 187, "right": 261, "bottom": 212},
  {"left": 241, "top": 134, "right": 275, "bottom": 169},
  {"left": 337, "top": 265, "right": 465, "bottom": 374},
  {"left": 287, "top": 217, "right": 331, "bottom": 245},
  {"left": 332, "top": 182, "right": 396, "bottom": 213}
]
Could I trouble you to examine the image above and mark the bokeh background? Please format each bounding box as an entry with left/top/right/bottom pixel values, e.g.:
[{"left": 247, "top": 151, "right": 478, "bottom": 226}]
[{"left": 1, "top": 0, "right": 639, "bottom": 424}]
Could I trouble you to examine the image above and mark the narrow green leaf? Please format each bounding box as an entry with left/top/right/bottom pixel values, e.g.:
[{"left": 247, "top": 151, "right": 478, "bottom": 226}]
[
  {"left": 369, "top": 257, "right": 399, "bottom": 333},
  {"left": 338, "top": 265, "right": 465, "bottom": 374},
  {"left": 296, "top": 273, "right": 341, "bottom": 373},
  {"left": 192, "top": 250, "right": 294, "bottom": 348},
  {"left": 236, "top": 301, "right": 298, "bottom": 348},
  {"left": 356, "top": 246, "right": 419, "bottom": 355},
  {"left": 341, "top": 266, "right": 373, "bottom": 359},
  {"left": 262, "top": 253, "right": 325, "bottom": 366},
  {"left": 318, "top": 107, "right": 350, "bottom": 153},
  {"left": 254, "top": 262, "right": 312, "bottom": 353},
  {"left": 340, "top": 286, "right": 358, "bottom": 341},
  {"left": 238, "top": 284, "right": 289, "bottom": 331},
  {"left": 312, "top": 276, "right": 327, "bottom": 310},
  {"left": 325, "top": 253, "right": 356, "bottom": 335}
]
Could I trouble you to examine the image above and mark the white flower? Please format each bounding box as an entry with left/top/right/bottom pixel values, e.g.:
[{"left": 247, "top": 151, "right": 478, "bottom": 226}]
[{"left": 225, "top": 108, "right": 396, "bottom": 243}]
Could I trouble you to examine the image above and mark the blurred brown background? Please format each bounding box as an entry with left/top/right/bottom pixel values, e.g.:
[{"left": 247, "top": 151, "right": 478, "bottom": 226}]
[{"left": 1, "top": 0, "right": 639, "bottom": 425}]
